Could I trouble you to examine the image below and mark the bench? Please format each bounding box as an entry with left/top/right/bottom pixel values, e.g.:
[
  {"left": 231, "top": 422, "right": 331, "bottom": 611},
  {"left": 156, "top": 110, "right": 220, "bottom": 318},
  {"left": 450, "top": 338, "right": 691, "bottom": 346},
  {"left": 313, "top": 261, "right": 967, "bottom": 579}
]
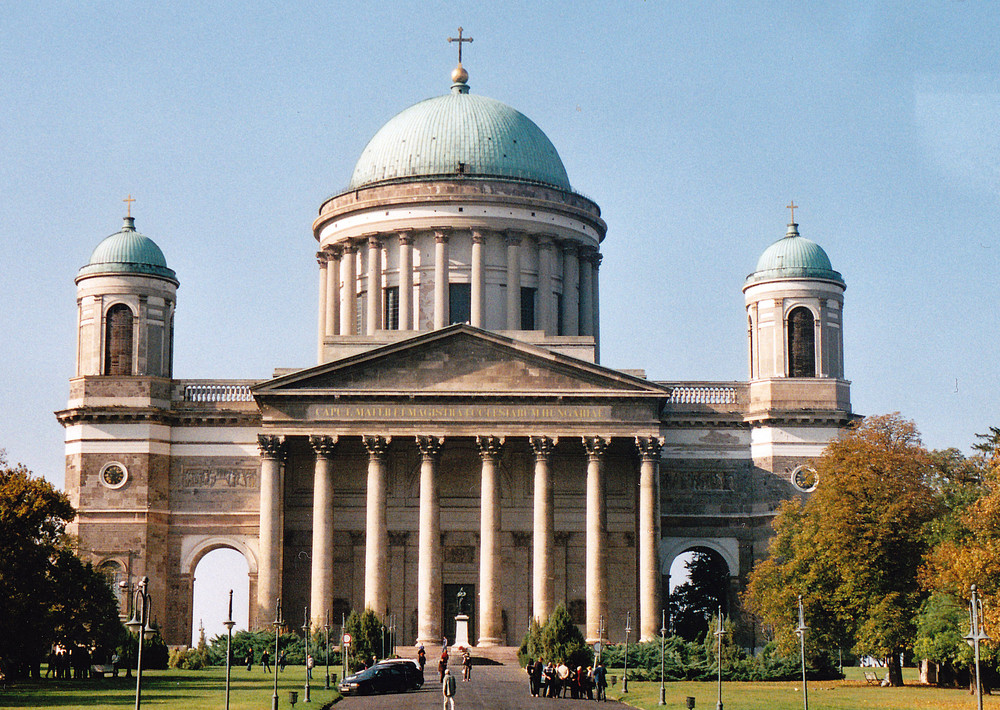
[
  {"left": 863, "top": 671, "right": 882, "bottom": 686},
  {"left": 90, "top": 664, "right": 116, "bottom": 677}
]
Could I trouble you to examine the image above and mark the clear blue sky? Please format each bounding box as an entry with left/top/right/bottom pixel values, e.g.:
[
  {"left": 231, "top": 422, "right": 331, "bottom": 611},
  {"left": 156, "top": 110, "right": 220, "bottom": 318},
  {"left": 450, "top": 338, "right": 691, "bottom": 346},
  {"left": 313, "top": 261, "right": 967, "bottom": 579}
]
[{"left": 2, "top": 2, "right": 998, "bottom": 641}]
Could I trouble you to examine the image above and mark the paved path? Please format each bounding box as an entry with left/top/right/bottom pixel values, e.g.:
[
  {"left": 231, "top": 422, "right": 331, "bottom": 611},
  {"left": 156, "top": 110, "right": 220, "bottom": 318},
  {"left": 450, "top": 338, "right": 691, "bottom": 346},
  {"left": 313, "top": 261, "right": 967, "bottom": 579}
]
[{"left": 339, "top": 658, "right": 618, "bottom": 710}]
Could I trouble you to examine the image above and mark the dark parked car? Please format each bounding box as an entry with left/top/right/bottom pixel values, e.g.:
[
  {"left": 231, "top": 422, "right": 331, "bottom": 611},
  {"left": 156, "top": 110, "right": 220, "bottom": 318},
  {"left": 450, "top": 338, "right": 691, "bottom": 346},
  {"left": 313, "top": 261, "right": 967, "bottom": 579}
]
[
  {"left": 338, "top": 662, "right": 416, "bottom": 695},
  {"left": 373, "top": 659, "right": 423, "bottom": 689}
]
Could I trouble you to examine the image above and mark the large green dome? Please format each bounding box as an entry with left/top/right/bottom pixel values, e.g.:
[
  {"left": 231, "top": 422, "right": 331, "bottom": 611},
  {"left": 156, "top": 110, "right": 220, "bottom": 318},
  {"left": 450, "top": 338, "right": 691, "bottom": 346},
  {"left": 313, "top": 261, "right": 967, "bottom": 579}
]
[
  {"left": 347, "top": 75, "right": 571, "bottom": 192},
  {"left": 77, "top": 217, "right": 177, "bottom": 282},
  {"left": 746, "top": 223, "right": 843, "bottom": 285}
]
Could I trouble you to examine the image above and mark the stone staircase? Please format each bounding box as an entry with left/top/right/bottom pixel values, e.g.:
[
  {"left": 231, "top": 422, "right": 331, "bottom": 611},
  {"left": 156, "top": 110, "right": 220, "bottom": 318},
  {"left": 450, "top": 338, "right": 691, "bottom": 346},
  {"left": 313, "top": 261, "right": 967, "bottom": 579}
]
[{"left": 392, "top": 645, "right": 520, "bottom": 666}]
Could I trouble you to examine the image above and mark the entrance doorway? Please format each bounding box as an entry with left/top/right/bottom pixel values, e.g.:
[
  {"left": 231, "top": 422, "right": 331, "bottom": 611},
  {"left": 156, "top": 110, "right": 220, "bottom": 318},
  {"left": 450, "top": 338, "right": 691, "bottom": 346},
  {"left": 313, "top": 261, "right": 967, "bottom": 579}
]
[{"left": 443, "top": 583, "right": 475, "bottom": 645}]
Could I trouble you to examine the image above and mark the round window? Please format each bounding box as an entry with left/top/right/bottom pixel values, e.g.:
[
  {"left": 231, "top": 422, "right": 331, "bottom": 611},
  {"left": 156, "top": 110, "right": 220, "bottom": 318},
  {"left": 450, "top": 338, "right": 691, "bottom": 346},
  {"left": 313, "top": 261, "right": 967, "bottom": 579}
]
[
  {"left": 100, "top": 462, "right": 129, "bottom": 490},
  {"left": 790, "top": 465, "right": 818, "bottom": 492}
]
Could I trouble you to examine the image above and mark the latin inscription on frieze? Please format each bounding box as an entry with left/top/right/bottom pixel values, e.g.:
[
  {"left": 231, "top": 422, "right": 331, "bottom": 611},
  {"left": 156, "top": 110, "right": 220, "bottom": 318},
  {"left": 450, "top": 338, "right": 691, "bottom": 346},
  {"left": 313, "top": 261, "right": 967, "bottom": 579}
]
[
  {"left": 306, "top": 403, "right": 615, "bottom": 422},
  {"left": 180, "top": 467, "right": 258, "bottom": 489}
]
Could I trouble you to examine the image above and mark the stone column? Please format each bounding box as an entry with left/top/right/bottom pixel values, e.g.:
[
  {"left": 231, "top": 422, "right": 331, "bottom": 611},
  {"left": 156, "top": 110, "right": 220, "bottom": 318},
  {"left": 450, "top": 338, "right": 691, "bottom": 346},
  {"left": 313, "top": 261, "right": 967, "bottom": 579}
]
[
  {"left": 579, "top": 248, "right": 594, "bottom": 337},
  {"left": 506, "top": 232, "right": 522, "bottom": 330},
  {"left": 366, "top": 235, "right": 382, "bottom": 335},
  {"left": 530, "top": 435, "right": 557, "bottom": 622},
  {"left": 363, "top": 435, "right": 391, "bottom": 614},
  {"left": 434, "top": 230, "right": 450, "bottom": 329},
  {"left": 537, "top": 236, "right": 554, "bottom": 334},
  {"left": 325, "top": 246, "right": 341, "bottom": 340},
  {"left": 309, "top": 435, "right": 338, "bottom": 627},
  {"left": 316, "top": 252, "right": 328, "bottom": 363},
  {"left": 415, "top": 435, "right": 444, "bottom": 645},
  {"left": 592, "top": 253, "right": 602, "bottom": 361},
  {"left": 398, "top": 231, "right": 413, "bottom": 331},
  {"left": 583, "top": 436, "right": 608, "bottom": 643},
  {"left": 562, "top": 243, "right": 580, "bottom": 336},
  {"left": 470, "top": 230, "right": 486, "bottom": 328},
  {"left": 476, "top": 435, "right": 504, "bottom": 646},
  {"left": 636, "top": 436, "right": 663, "bottom": 641},
  {"left": 340, "top": 242, "right": 358, "bottom": 335},
  {"left": 257, "top": 434, "right": 285, "bottom": 624}
]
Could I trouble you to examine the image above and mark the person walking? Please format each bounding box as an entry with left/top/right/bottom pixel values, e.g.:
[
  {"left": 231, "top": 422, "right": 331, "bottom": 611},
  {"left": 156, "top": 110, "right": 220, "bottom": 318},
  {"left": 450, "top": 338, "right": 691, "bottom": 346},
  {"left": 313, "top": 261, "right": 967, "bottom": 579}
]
[
  {"left": 245, "top": 648, "right": 254, "bottom": 671},
  {"left": 462, "top": 650, "right": 472, "bottom": 681},
  {"left": 261, "top": 648, "right": 271, "bottom": 673},
  {"left": 306, "top": 654, "right": 314, "bottom": 680},
  {"left": 438, "top": 649, "right": 449, "bottom": 683},
  {"left": 442, "top": 668, "right": 457, "bottom": 710},
  {"left": 417, "top": 646, "right": 427, "bottom": 678},
  {"left": 278, "top": 650, "right": 287, "bottom": 672},
  {"left": 594, "top": 660, "right": 607, "bottom": 701}
]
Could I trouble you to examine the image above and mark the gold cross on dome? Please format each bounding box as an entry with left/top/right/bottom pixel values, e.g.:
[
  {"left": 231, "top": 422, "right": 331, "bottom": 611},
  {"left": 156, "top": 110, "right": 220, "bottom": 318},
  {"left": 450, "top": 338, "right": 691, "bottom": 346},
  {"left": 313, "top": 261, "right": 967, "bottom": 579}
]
[
  {"left": 448, "top": 26, "right": 473, "bottom": 63},
  {"left": 786, "top": 200, "right": 798, "bottom": 223},
  {"left": 123, "top": 194, "right": 136, "bottom": 217}
]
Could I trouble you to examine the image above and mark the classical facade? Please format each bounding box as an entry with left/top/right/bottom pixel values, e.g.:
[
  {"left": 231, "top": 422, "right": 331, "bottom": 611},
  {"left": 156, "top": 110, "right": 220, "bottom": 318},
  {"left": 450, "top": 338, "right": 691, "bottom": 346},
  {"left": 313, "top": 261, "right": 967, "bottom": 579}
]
[{"left": 58, "top": 62, "right": 853, "bottom": 647}]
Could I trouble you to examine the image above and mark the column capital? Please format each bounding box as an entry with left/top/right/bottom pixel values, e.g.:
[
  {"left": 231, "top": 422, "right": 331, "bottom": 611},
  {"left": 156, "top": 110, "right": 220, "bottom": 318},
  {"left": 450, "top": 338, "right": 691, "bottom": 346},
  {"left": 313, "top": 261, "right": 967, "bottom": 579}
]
[
  {"left": 363, "top": 435, "right": 391, "bottom": 458},
  {"left": 309, "top": 434, "right": 339, "bottom": 458},
  {"left": 342, "top": 240, "right": 359, "bottom": 255},
  {"left": 636, "top": 436, "right": 664, "bottom": 461},
  {"left": 433, "top": 229, "right": 450, "bottom": 244},
  {"left": 529, "top": 435, "right": 558, "bottom": 459},
  {"left": 579, "top": 245, "right": 599, "bottom": 263},
  {"left": 257, "top": 434, "right": 286, "bottom": 459},
  {"left": 324, "top": 244, "right": 343, "bottom": 260},
  {"left": 582, "top": 436, "right": 609, "bottom": 460},
  {"left": 366, "top": 233, "right": 383, "bottom": 249},
  {"left": 537, "top": 234, "right": 556, "bottom": 250},
  {"left": 471, "top": 228, "right": 487, "bottom": 244},
  {"left": 505, "top": 230, "right": 524, "bottom": 247},
  {"left": 476, "top": 435, "right": 505, "bottom": 459},
  {"left": 397, "top": 229, "right": 415, "bottom": 245},
  {"left": 416, "top": 435, "right": 444, "bottom": 459},
  {"left": 316, "top": 251, "right": 330, "bottom": 267},
  {"left": 561, "top": 240, "right": 579, "bottom": 256},
  {"left": 591, "top": 252, "right": 603, "bottom": 269}
]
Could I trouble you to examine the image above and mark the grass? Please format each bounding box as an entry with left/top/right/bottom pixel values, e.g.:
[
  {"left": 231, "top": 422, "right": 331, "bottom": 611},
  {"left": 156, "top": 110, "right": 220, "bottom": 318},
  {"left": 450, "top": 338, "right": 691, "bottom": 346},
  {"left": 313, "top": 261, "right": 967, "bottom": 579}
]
[
  {"left": 0, "top": 665, "right": 342, "bottom": 709},
  {"left": 603, "top": 666, "right": 1000, "bottom": 710}
]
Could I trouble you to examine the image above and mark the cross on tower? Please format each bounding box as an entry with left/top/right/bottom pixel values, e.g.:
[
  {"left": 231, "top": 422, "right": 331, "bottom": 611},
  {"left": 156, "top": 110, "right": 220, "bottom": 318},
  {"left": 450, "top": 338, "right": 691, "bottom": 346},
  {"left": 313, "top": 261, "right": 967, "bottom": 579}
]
[
  {"left": 448, "top": 26, "right": 473, "bottom": 64},
  {"left": 123, "top": 194, "right": 136, "bottom": 218},
  {"left": 786, "top": 200, "right": 798, "bottom": 223}
]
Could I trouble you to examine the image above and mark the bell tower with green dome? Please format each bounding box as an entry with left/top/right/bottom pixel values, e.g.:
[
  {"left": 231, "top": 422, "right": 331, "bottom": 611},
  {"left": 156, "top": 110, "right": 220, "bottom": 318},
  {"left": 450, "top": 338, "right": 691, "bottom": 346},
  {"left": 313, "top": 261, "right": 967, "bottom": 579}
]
[
  {"left": 742, "top": 209, "right": 852, "bottom": 475},
  {"left": 73, "top": 213, "right": 178, "bottom": 379}
]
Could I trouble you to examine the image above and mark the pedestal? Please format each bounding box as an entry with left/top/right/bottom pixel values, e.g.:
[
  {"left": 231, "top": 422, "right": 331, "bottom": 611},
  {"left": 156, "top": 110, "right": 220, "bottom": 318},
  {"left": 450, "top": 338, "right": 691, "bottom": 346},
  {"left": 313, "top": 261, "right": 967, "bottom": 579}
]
[{"left": 452, "top": 615, "right": 470, "bottom": 651}]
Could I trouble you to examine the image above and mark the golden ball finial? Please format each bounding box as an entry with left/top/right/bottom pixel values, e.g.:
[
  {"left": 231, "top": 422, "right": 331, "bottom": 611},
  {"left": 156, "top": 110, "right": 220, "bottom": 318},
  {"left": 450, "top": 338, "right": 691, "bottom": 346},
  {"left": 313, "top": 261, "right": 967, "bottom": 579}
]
[{"left": 451, "top": 62, "right": 469, "bottom": 84}]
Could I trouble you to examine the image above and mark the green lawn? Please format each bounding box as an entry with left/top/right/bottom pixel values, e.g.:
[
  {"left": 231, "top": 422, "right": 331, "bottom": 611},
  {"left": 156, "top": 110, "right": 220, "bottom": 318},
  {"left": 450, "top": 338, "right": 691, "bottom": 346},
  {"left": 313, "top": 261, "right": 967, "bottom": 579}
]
[
  {"left": 604, "top": 666, "right": 999, "bottom": 710},
  {"left": 0, "top": 666, "right": 342, "bottom": 709}
]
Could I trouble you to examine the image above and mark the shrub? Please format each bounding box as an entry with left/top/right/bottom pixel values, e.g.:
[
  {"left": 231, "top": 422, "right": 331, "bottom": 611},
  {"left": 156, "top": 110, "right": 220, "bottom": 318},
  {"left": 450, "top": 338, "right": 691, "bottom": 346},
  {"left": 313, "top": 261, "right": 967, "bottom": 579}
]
[{"left": 518, "top": 604, "right": 593, "bottom": 670}]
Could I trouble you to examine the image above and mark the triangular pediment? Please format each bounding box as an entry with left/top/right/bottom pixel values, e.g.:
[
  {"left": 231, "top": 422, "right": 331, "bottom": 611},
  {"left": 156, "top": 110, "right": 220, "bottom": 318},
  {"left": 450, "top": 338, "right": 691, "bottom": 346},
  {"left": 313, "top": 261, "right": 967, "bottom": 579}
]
[{"left": 254, "top": 325, "right": 670, "bottom": 398}]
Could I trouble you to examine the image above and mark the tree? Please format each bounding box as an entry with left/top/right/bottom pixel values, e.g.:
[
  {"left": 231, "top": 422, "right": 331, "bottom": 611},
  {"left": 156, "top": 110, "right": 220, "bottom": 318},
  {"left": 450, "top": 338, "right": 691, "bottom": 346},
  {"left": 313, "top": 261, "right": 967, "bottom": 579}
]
[
  {"left": 745, "top": 414, "right": 941, "bottom": 685},
  {"left": 344, "top": 609, "right": 390, "bottom": 670},
  {"left": 668, "top": 550, "right": 729, "bottom": 641},
  {"left": 518, "top": 604, "right": 592, "bottom": 669},
  {"left": 0, "top": 450, "right": 124, "bottom": 679}
]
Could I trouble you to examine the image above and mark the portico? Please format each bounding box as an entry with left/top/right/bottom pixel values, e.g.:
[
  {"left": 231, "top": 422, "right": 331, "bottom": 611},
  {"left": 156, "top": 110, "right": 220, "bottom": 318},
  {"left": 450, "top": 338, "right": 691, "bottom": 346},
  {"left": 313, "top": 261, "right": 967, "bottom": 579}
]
[{"left": 252, "top": 325, "right": 668, "bottom": 644}]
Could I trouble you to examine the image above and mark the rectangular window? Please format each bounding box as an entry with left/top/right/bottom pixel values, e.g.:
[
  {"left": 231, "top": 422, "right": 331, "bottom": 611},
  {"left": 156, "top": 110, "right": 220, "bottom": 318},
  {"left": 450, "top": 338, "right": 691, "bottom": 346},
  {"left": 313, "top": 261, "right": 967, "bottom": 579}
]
[
  {"left": 449, "top": 283, "right": 471, "bottom": 325},
  {"left": 555, "top": 292, "right": 564, "bottom": 335},
  {"left": 384, "top": 286, "right": 399, "bottom": 330},
  {"left": 356, "top": 292, "right": 365, "bottom": 335},
  {"left": 521, "top": 287, "right": 536, "bottom": 331}
]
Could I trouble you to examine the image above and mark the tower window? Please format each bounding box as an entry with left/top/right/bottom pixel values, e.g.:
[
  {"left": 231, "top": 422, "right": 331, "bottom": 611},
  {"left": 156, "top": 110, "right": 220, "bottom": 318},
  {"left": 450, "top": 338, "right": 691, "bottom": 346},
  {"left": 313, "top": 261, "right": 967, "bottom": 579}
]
[
  {"left": 521, "top": 287, "right": 536, "bottom": 331},
  {"left": 555, "top": 292, "right": 564, "bottom": 335},
  {"left": 384, "top": 286, "right": 399, "bottom": 330},
  {"left": 449, "top": 283, "right": 471, "bottom": 324},
  {"left": 104, "top": 304, "right": 133, "bottom": 375},
  {"left": 787, "top": 306, "right": 816, "bottom": 377}
]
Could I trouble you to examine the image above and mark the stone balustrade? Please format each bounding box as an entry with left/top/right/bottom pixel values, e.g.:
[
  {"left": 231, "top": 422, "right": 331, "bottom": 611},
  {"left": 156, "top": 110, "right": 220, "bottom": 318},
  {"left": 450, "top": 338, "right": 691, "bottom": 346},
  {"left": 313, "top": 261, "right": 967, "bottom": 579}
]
[{"left": 175, "top": 380, "right": 257, "bottom": 403}]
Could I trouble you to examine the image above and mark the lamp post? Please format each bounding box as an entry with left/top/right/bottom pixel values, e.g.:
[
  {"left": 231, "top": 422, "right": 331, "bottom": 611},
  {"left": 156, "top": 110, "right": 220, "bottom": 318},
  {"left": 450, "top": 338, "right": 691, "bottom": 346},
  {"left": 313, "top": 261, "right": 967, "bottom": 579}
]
[
  {"left": 658, "top": 610, "right": 666, "bottom": 706},
  {"left": 622, "top": 611, "right": 631, "bottom": 694},
  {"left": 964, "top": 584, "right": 990, "bottom": 710},
  {"left": 302, "top": 606, "right": 311, "bottom": 703},
  {"left": 271, "top": 598, "right": 283, "bottom": 710},
  {"left": 223, "top": 590, "right": 236, "bottom": 710},
  {"left": 324, "top": 610, "right": 331, "bottom": 690},
  {"left": 795, "top": 595, "right": 808, "bottom": 710},
  {"left": 125, "top": 575, "right": 154, "bottom": 710},
  {"left": 714, "top": 606, "right": 726, "bottom": 710},
  {"left": 341, "top": 612, "right": 347, "bottom": 682}
]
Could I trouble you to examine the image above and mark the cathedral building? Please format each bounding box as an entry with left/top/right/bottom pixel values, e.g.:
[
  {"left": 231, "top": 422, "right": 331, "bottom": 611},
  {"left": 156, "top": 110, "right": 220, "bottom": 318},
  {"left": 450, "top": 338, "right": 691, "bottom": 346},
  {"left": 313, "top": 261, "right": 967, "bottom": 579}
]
[{"left": 57, "top": 60, "right": 852, "bottom": 648}]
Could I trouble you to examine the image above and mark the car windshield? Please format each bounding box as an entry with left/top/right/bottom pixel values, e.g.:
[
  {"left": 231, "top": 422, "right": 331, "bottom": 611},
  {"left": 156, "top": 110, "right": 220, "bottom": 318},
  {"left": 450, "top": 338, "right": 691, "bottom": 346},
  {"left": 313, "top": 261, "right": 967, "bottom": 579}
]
[{"left": 346, "top": 667, "right": 378, "bottom": 681}]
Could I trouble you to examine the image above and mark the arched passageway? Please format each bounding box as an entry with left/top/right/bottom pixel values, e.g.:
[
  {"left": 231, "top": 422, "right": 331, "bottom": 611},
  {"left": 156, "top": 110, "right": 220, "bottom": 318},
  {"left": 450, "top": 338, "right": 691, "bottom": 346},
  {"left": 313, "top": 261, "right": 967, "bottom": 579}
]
[
  {"left": 666, "top": 546, "right": 731, "bottom": 641},
  {"left": 191, "top": 548, "right": 250, "bottom": 646}
]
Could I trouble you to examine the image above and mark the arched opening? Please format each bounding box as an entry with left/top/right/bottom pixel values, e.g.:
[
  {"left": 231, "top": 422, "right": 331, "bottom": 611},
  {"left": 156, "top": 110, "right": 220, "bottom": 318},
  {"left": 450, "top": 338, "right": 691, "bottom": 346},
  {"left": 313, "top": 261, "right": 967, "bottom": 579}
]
[
  {"left": 787, "top": 306, "right": 815, "bottom": 377},
  {"left": 666, "top": 547, "right": 731, "bottom": 641},
  {"left": 98, "top": 559, "right": 127, "bottom": 617},
  {"left": 104, "top": 304, "right": 134, "bottom": 375},
  {"left": 191, "top": 548, "right": 250, "bottom": 646}
]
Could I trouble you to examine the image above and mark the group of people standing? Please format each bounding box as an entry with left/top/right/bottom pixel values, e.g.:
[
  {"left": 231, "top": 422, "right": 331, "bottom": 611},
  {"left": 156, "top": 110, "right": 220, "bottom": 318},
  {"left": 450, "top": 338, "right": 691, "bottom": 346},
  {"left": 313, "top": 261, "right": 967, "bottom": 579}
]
[{"left": 526, "top": 658, "right": 608, "bottom": 701}]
